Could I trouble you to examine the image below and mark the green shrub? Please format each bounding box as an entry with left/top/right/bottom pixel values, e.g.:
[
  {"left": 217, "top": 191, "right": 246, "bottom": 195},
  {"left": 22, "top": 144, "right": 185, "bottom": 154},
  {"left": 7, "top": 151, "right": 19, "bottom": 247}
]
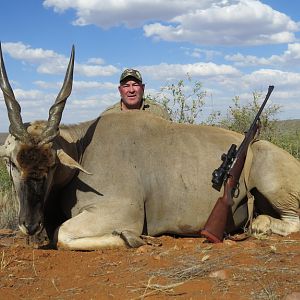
[
  {"left": 0, "top": 190, "right": 18, "bottom": 230},
  {"left": 270, "top": 131, "right": 300, "bottom": 160},
  {"left": 150, "top": 75, "right": 220, "bottom": 124},
  {"left": 151, "top": 78, "right": 299, "bottom": 160},
  {"left": 217, "top": 91, "right": 281, "bottom": 140},
  {"left": 0, "top": 159, "right": 12, "bottom": 193}
]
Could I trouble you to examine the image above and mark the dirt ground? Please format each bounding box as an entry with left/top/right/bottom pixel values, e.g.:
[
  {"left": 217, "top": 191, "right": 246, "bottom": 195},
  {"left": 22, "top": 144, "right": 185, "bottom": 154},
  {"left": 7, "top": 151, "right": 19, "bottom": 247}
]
[{"left": 0, "top": 230, "right": 299, "bottom": 300}]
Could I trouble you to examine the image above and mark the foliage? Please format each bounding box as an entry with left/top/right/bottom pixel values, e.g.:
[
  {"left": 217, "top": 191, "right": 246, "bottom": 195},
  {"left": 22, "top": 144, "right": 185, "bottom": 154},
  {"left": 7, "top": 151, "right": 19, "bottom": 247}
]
[
  {"left": 151, "top": 76, "right": 299, "bottom": 160},
  {"left": 0, "top": 190, "right": 18, "bottom": 230},
  {"left": 218, "top": 91, "right": 281, "bottom": 140},
  {"left": 216, "top": 92, "right": 300, "bottom": 159},
  {"left": 151, "top": 75, "right": 220, "bottom": 124},
  {"left": 0, "top": 159, "right": 12, "bottom": 193},
  {"left": 0, "top": 159, "right": 17, "bottom": 229},
  {"left": 270, "top": 131, "right": 300, "bottom": 160}
]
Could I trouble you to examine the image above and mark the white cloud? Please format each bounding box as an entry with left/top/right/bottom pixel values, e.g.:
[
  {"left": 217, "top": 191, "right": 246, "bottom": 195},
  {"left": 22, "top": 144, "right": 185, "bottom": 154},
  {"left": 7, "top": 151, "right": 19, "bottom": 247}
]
[
  {"left": 71, "top": 92, "right": 117, "bottom": 108},
  {"left": 2, "top": 42, "right": 60, "bottom": 63},
  {"left": 73, "top": 81, "right": 117, "bottom": 91},
  {"left": 226, "top": 43, "right": 300, "bottom": 67},
  {"left": 225, "top": 53, "right": 271, "bottom": 66},
  {"left": 34, "top": 81, "right": 60, "bottom": 89},
  {"left": 242, "top": 69, "right": 300, "bottom": 88},
  {"left": 87, "top": 57, "right": 105, "bottom": 65},
  {"left": 0, "top": 88, "right": 56, "bottom": 125},
  {"left": 43, "top": 0, "right": 215, "bottom": 28},
  {"left": 144, "top": 1, "right": 299, "bottom": 46},
  {"left": 182, "top": 47, "right": 221, "bottom": 60},
  {"left": 2, "top": 42, "right": 118, "bottom": 77},
  {"left": 74, "top": 64, "right": 119, "bottom": 77},
  {"left": 43, "top": 0, "right": 299, "bottom": 46},
  {"left": 34, "top": 80, "right": 117, "bottom": 91},
  {"left": 12, "top": 88, "right": 51, "bottom": 104},
  {"left": 138, "top": 62, "right": 240, "bottom": 81}
]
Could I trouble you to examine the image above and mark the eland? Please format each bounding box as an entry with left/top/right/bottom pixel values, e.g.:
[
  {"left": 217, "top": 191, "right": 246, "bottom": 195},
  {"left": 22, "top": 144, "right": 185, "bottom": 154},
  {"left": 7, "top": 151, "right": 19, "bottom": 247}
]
[{"left": 0, "top": 45, "right": 299, "bottom": 250}]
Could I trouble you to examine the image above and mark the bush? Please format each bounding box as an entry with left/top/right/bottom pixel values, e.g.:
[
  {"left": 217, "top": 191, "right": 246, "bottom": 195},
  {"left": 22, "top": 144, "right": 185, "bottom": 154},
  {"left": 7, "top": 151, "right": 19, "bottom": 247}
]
[
  {"left": 151, "top": 78, "right": 299, "bottom": 160},
  {"left": 0, "top": 159, "right": 12, "bottom": 193},
  {"left": 151, "top": 75, "right": 220, "bottom": 124},
  {"left": 216, "top": 93, "right": 300, "bottom": 159},
  {"left": 270, "top": 131, "right": 300, "bottom": 160},
  {"left": 0, "top": 159, "right": 17, "bottom": 229},
  {"left": 0, "top": 190, "right": 18, "bottom": 230},
  {"left": 218, "top": 91, "right": 281, "bottom": 140}
]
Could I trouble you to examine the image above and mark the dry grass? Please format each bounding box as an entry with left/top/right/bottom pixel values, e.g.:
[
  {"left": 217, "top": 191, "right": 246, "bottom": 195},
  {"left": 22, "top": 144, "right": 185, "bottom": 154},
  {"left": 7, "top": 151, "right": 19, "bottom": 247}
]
[
  {"left": 131, "top": 276, "right": 186, "bottom": 299},
  {"left": 151, "top": 254, "right": 230, "bottom": 282},
  {"left": 0, "top": 249, "right": 15, "bottom": 271},
  {"left": 0, "top": 159, "right": 17, "bottom": 230},
  {"left": 0, "top": 191, "right": 18, "bottom": 230}
]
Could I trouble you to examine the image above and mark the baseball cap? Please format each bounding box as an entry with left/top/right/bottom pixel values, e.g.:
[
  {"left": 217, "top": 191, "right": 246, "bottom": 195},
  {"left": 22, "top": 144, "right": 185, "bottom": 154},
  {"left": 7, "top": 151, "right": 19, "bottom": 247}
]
[{"left": 120, "top": 69, "right": 143, "bottom": 83}]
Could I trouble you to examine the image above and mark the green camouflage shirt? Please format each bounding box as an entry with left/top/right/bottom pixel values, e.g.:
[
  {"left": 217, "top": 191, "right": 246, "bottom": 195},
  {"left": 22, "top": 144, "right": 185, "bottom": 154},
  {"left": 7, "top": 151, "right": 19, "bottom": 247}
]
[{"left": 101, "top": 98, "right": 171, "bottom": 121}]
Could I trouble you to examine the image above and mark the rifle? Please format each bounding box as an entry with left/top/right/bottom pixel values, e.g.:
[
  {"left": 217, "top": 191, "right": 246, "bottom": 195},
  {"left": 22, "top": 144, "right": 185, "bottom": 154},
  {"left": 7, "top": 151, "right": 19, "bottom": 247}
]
[{"left": 200, "top": 85, "right": 274, "bottom": 243}]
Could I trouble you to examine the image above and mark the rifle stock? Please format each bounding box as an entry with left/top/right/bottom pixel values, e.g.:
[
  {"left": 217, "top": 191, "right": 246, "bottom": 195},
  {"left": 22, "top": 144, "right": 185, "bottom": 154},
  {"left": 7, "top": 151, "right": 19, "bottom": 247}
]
[
  {"left": 201, "top": 85, "right": 274, "bottom": 243},
  {"left": 201, "top": 180, "right": 234, "bottom": 243}
]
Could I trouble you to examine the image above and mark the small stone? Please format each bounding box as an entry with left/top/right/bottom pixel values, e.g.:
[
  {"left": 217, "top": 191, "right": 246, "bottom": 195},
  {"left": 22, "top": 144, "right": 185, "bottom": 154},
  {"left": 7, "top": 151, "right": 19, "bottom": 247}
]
[{"left": 209, "top": 269, "right": 230, "bottom": 280}]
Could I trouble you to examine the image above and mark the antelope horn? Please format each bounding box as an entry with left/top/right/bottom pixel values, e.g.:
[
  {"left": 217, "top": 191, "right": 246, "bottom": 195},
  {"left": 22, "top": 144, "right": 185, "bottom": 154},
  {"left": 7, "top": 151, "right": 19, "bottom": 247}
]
[
  {"left": 39, "top": 45, "right": 75, "bottom": 145},
  {"left": 0, "top": 42, "right": 30, "bottom": 143}
]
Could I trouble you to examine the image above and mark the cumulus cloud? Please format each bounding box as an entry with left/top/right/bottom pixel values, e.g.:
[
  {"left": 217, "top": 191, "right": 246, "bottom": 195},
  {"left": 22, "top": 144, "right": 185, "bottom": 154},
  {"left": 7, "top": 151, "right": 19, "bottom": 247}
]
[
  {"left": 74, "top": 64, "right": 119, "bottom": 77},
  {"left": 34, "top": 80, "right": 117, "bottom": 91},
  {"left": 225, "top": 43, "right": 300, "bottom": 67},
  {"left": 43, "top": 0, "right": 300, "bottom": 46},
  {"left": 71, "top": 92, "right": 117, "bottom": 108},
  {"left": 138, "top": 62, "right": 240, "bottom": 81},
  {"left": 243, "top": 69, "right": 300, "bottom": 88},
  {"left": 72, "top": 81, "right": 117, "bottom": 91},
  {"left": 2, "top": 42, "right": 60, "bottom": 63},
  {"left": 2, "top": 42, "right": 119, "bottom": 77},
  {"left": 87, "top": 57, "right": 105, "bottom": 65},
  {"left": 144, "top": 1, "right": 299, "bottom": 45},
  {"left": 182, "top": 47, "right": 221, "bottom": 60},
  {"left": 43, "top": 0, "right": 215, "bottom": 28}
]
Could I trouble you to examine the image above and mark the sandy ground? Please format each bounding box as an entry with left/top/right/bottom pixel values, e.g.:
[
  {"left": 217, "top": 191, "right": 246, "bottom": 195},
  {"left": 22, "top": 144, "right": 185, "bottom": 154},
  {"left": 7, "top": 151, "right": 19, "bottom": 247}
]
[{"left": 0, "top": 229, "right": 299, "bottom": 300}]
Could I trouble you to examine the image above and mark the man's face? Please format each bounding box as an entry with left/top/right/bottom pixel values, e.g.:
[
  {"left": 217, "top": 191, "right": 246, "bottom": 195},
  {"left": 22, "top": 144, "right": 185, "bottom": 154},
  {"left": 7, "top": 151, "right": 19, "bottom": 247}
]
[{"left": 118, "top": 78, "right": 145, "bottom": 110}]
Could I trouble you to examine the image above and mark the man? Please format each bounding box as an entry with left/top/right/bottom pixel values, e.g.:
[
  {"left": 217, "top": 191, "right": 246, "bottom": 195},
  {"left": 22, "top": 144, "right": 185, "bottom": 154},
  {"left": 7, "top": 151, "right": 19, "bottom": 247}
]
[{"left": 101, "top": 69, "right": 171, "bottom": 120}]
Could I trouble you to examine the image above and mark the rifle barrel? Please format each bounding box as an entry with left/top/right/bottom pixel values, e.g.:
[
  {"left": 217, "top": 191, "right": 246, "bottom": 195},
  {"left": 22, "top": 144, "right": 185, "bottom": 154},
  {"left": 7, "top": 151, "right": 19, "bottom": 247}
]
[{"left": 248, "top": 85, "right": 274, "bottom": 135}]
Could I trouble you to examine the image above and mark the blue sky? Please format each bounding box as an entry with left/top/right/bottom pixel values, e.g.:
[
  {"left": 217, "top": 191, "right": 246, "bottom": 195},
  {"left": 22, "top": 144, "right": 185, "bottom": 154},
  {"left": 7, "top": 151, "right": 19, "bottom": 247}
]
[{"left": 0, "top": 0, "right": 300, "bottom": 131}]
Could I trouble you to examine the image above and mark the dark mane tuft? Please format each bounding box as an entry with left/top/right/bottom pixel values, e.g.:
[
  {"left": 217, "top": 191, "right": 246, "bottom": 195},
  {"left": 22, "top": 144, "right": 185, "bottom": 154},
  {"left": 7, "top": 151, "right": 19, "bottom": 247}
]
[{"left": 17, "top": 143, "right": 55, "bottom": 179}]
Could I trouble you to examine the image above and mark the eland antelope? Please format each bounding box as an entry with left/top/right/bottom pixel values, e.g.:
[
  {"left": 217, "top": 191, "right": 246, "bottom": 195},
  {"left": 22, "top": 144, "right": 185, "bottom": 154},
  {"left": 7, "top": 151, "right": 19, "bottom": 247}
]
[{"left": 0, "top": 45, "right": 299, "bottom": 250}]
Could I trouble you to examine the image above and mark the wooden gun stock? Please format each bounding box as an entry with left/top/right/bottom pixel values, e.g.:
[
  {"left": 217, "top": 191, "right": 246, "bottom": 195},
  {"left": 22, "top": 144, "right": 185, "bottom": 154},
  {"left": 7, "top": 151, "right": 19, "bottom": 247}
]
[
  {"left": 201, "top": 85, "right": 274, "bottom": 243},
  {"left": 201, "top": 179, "right": 235, "bottom": 243}
]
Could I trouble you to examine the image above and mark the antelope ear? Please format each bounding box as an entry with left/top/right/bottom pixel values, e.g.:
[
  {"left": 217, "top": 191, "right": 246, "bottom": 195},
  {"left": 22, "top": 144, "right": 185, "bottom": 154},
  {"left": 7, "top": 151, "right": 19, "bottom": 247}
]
[{"left": 57, "top": 149, "right": 92, "bottom": 175}]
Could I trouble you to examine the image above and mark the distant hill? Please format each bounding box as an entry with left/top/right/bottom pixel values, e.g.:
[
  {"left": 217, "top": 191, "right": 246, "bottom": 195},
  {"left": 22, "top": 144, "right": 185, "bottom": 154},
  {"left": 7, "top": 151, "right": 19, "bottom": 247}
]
[{"left": 273, "top": 119, "right": 300, "bottom": 135}]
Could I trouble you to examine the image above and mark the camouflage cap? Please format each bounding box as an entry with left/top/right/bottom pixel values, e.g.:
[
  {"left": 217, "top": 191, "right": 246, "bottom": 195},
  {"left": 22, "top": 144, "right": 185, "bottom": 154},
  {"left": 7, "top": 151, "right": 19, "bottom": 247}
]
[{"left": 120, "top": 69, "right": 143, "bottom": 83}]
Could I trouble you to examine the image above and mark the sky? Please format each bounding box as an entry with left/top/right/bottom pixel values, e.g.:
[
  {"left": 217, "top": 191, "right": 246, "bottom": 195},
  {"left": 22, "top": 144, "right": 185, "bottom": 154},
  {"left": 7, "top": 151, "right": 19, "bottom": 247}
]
[{"left": 0, "top": 0, "right": 300, "bottom": 131}]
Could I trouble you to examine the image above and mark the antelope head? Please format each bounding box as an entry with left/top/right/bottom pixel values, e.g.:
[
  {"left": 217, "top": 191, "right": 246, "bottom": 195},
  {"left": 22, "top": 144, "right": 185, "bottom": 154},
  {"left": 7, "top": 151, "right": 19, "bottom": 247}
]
[{"left": 0, "top": 44, "right": 87, "bottom": 235}]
